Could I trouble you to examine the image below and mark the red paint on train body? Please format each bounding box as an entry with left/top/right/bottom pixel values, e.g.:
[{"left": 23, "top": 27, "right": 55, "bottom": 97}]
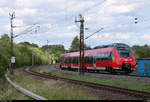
[{"left": 59, "top": 43, "right": 136, "bottom": 74}]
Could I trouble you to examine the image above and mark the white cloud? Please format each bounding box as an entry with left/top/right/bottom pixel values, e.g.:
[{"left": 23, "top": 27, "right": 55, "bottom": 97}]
[
  {"left": 0, "top": 8, "right": 10, "bottom": 16},
  {"left": 0, "top": 0, "right": 6, "bottom": 6},
  {"left": 32, "top": 31, "right": 76, "bottom": 38},
  {"left": 142, "top": 34, "right": 150, "bottom": 39},
  {"left": 14, "top": 19, "right": 24, "bottom": 26},
  {"left": 107, "top": 5, "right": 135, "bottom": 14},
  {"left": 15, "top": 0, "right": 43, "bottom": 8},
  {"left": 67, "top": 25, "right": 77, "bottom": 30},
  {"left": 90, "top": 32, "right": 132, "bottom": 41},
  {"left": 0, "top": 0, "right": 150, "bottom": 49},
  {"left": 15, "top": 8, "right": 37, "bottom": 17},
  {"left": 45, "top": 24, "right": 52, "bottom": 29},
  {"left": 4, "top": 19, "right": 25, "bottom": 33},
  {"left": 115, "top": 33, "right": 130, "bottom": 39}
]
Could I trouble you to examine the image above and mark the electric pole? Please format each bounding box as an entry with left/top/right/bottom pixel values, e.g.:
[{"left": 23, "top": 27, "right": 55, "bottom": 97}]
[
  {"left": 9, "top": 12, "right": 15, "bottom": 75},
  {"left": 75, "top": 14, "right": 85, "bottom": 75},
  {"left": 9, "top": 11, "right": 40, "bottom": 74}
]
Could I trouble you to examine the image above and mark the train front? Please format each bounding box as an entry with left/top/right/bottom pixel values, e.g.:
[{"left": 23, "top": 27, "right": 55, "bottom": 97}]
[{"left": 115, "top": 43, "right": 136, "bottom": 73}]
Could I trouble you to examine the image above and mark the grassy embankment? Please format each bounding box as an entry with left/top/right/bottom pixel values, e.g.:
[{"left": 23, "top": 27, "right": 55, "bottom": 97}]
[
  {"left": 35, "top": 66, "right": 150, "bottom": 93},
  {"left": 8, "top": 69, "right": 98, "bottom": 100},
  {"left": 0, "top": 77, "right": 32, "bottom": 100}
]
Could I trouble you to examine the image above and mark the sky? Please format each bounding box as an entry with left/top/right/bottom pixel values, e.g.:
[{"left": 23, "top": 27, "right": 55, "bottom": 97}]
[{"left": 0, "top": 0, "right": 150, "bottom": 49}]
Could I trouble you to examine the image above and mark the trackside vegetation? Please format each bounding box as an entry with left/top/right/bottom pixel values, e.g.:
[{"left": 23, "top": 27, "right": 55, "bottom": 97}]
[
  {"left": 36, "top": 66, "right": 150, "bottom": 93},
  {"left": 8, "top": 69, "right": 97, "bottom": 100},
  {"left": 0, "top": 34, "right": 65, "bottom": 77}
]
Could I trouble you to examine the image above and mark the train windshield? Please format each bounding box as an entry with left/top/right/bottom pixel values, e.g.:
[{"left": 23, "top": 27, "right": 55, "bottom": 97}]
[{"left": 116, "top": 44, "right": 132, "bottom": 58}]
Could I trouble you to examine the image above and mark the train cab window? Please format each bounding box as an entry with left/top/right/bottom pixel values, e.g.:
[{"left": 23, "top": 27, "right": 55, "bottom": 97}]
[{"left": 109, "top": 52, "right": 113, "bottom": 60}]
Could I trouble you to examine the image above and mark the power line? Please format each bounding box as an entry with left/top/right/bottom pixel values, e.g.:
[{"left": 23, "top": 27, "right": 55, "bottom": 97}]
[
  {"left": 14, "top": 24, "right": 40, "bottom": 38},
  {"left": 85, "top": 28, "right": 104, "bottom": 40},
  {"left": 80, "top": 0, "right": 107, "bottom": 14},
  {"left": 62, "top": 0, "right": 107, "bottom": 26}
]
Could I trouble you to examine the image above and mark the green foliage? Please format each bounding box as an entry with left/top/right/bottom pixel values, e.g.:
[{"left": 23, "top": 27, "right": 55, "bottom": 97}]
[
  {"left": 70, "top": 36, "right": 80, "bottom": 51},
  {"left": 0, "top": 34, "right": 49, "bottom": 77},
  {"left": 70, "top": 36, "right": 91, "bottom": 51},
  {"left": 0, "top": 67, "right": 5, "bottom": 78},
  {"left": 41, "top": 44, "right": 65, "bottom": 62},
  {"left": 132, "top": 44, "right": 150, "bottom": 59}
]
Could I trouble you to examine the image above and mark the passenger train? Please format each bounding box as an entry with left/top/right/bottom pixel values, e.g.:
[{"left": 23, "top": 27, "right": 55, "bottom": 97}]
[{"left": 59, "top": 43, "right": 136, "bottom": 74}]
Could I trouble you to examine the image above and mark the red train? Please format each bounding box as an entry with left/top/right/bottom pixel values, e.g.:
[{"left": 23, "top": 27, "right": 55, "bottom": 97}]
[{"left": 59, "top": 43, "right": 136, "bottom": 74}]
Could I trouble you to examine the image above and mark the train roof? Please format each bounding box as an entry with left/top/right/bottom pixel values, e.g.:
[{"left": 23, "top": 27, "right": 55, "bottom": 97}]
[
  {"left": 61, "top": 43, "right": 130, "bottom": 57},
  {"left": 93, "top": 43, "right": 130, "bottom": 49},
  {"left": 62, "top": 47, "right": 114, "bottom": 57}
]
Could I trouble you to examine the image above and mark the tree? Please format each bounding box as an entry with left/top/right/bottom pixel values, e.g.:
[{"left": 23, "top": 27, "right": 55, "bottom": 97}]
[
  {"left": 70, "top": 36, "right": 90, "bottom": 51},
  {"left": 70, "top": 36, "right": 80, "bottom": 51}
]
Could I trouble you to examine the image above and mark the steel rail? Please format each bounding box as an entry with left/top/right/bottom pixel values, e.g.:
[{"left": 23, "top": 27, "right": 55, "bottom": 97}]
[
  {"left": 24, "top": 67, "right": 150, "bottom": 99},
  {"left": 5, "top": 74, "right": 48, "bottom": 100},
  {"left": 54, "top": 64, "right": 150, "bottom": 79}
]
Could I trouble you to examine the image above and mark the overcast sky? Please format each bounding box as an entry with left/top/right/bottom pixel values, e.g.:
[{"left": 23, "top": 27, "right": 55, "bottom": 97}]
[{"left": 0, "top": 0, "right": 150, "bottom": 49}]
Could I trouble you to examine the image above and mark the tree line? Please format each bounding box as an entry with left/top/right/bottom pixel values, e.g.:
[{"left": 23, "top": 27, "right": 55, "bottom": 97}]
[
  {"left": 0, "top": 34, "right": 65, "bottom": 77},
  {"left": 0, "top": 34, "right": 150, "bottom": 77}
]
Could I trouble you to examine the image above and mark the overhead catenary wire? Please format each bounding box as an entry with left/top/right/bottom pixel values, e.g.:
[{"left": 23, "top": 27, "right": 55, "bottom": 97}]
[
  {"left": 14, "top": 24, "right": 40, "bottom": 38},
  {"left": 80, "top": 0, "right": 107, "bottom": 15},
  {"left": 62, "top": 0, "right": 107, "bottom": 26},
  {"left": 85, "top": 28, "right": 104, "bottom": 40}
]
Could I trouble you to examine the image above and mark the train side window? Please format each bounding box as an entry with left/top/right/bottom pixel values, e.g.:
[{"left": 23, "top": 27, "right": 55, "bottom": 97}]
[
  {"left": 74, "top": 57, "right": 78, "bottom": 64},
  {"left": 73, "top": 57, "right": 76, "bottom": 64},
  {"left": 66, "top": 58, "right": 68, "bottom": 63},
  {"left": 64, "top": 57, "right": 66, "bottom": 63},
  {"left": 77, "top": 57, "right": 79, "bottom": 64},
  {"left": 69, "top": 58, "right": 72, "bottom": 64},
  {"left": 86, "top": 57, "right": 88, "bottom": 63},
  {"left": 89, "top": 56, "right": 93, "bottom": 64},
  {"left": 66, "top": 58, "right": 69, "bottom": 64},
  {"left": 67, "top": 58, "right": 70, "bottom": 64},
  {"left": 84, "top": 57, "right": 87, "bottom": 63},
  {"left": 72, "top": 57, "right": 74, "bottom": 64}
]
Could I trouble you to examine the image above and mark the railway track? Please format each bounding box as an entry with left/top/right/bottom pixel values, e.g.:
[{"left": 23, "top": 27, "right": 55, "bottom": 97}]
[
  {"left": 54, "top": 64, "right": 150, "bottom": 79},
  {"left": 24, "top": 66, "right": 150, "bottom": 100}
]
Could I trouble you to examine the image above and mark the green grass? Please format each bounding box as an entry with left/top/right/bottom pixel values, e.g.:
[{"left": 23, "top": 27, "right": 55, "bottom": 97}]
[
  {"left": 9, "top": 72, "right": 98, "bottom": 100},
  {"left": 130, "top": 70, "right": 138, "bottom": 75},
  {"left": 36, "top": 66, "right": 150, "bottom": 93},
  {"left": 0, "top": 77, "right": 32, "bottom": 100}
]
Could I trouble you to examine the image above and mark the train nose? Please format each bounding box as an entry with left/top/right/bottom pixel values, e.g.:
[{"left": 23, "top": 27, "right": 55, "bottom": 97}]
[{"left": 122, "top": 63, "right": 131, "bottom": 72}]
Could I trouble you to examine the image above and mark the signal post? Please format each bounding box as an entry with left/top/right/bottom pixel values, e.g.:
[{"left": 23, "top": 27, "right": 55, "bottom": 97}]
[{"left": 75, "top": 14, "right": 85, "bottom": 75}]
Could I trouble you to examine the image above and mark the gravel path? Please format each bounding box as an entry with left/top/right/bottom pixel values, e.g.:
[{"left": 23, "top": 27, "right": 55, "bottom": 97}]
[{"left": 49, "top": 65, "right": 150, "bottom": 83}]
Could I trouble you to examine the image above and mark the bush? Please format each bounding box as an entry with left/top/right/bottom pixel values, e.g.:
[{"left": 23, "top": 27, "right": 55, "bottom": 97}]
[{"left": 0, "top": 67, "right": 6, "bottom": 78}]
